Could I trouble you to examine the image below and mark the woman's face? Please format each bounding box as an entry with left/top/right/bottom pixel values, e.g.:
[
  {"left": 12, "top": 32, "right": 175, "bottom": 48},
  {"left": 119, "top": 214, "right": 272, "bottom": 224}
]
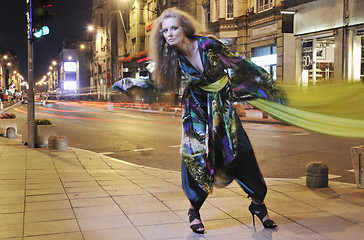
[{"left": 161, "top": 17, "right": 185, "bottom": 49}]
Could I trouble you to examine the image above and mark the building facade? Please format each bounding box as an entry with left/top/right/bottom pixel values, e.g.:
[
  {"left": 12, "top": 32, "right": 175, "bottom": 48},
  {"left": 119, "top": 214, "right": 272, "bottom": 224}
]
[
  {"left": 284, "top": 0, "right": 364, "bottom": 85},
  {"left": 0, "top": 48, "right": 22, "bottom": 96},
  {"left": 58, "top": 38, "right": 92, "bottom": 95},
  {"left": 90, "top": 0, "right": 364, "bottom": 100}
]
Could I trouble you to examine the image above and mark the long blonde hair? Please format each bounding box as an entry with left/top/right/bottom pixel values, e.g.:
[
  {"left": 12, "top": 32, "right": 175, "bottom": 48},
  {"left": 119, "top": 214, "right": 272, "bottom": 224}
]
[{"left": 149, "top": 8, "right": 200, "bottom": 92}]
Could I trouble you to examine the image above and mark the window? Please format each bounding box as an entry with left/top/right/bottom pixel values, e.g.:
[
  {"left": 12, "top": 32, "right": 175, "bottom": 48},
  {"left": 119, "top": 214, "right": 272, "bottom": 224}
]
[
  {"left": 214, "top": 0, "right": 220, "bottom": 21},
  {"left": 204, "top": 2, "right": 211, "bottom": 26},
  {"left": 258, "top": 0, "right": 274, "bottom": 13},
  {"left": 100, "top": 13, "right": 104, "bottom": 27},
  {"left": 226, "top": 0, "right": 233, "bottom": 19},
  {"left": 148, "top": 2, "right": 153, "bottom": 21}
]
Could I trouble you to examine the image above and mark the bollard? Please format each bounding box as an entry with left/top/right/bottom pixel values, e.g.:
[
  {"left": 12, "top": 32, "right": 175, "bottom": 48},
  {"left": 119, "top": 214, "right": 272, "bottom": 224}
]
[
  {"left": 306, "top": 162, "right": 328, "bottom": 188},
  {"left": 351, "top": 146, "right": 364, "bottom": 189},
  {"left": 55, "top": 136, "right": 68, "bottom": 151},
  {"left": 48, "top": 136, "right": 56, "bottom": 149},
  {"left": 6, "top": 127, "right": 16, "bottom": 138}
]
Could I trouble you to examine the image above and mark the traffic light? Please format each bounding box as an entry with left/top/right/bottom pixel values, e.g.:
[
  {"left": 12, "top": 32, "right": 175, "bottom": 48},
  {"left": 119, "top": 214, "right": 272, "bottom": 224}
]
[{"left": 32, "top": 0, "right": 54, "bottom": 39}]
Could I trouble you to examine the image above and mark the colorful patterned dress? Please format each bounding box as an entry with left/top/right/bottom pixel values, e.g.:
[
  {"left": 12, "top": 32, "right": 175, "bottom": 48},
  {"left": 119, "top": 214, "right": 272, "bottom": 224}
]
[{"left": 179, "top": 36, "right": 280, "bottom": 209}]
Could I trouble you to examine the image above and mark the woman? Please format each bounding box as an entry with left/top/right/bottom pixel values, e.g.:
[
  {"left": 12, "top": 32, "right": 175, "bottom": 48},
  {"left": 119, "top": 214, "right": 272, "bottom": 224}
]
[{"left": 150, "top": 8, "right": 279, "bottom": 234}]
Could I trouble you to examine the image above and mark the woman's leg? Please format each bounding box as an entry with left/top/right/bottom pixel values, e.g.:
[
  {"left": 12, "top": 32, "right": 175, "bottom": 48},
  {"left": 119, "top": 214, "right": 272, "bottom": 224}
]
[
  {"left": 232, "top": 117, "right": 267, "bottom": 203},
  {"left": 182, "top": 159, "right": 208, "bottom": 233},
  {"left": 181, "top": 159, "right": 208, "bottom": 211},
  {"left": 232, "top": 117, "right": 277, "bottom": 228}
]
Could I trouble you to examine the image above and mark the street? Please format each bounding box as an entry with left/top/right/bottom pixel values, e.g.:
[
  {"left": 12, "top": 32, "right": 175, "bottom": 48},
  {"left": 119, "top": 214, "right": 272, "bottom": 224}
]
[{"left": 13, "top": 101, "right": 363, "bottom": 184}]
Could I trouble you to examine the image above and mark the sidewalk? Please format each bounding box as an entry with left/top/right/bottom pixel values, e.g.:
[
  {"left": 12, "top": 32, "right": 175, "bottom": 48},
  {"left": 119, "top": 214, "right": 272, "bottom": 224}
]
[{"left": 1, "top": 136, "right": 363, "bottom": 240}]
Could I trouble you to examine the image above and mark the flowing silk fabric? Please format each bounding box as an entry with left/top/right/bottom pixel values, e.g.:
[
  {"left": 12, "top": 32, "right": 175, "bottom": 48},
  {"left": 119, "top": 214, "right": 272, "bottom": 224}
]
[{"left": 249, "top": 82, "right": 364, "bottom": 139}]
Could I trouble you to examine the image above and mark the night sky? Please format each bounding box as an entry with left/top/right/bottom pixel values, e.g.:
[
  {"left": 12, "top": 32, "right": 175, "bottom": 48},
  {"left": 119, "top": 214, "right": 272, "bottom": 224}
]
[{"left": 0, "top": 0, "right": 93, "bottom": 83}]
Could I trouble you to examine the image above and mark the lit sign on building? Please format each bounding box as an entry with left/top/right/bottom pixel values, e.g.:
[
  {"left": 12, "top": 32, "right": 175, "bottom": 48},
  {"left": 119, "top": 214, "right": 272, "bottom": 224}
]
[
  {"left": 64, "top": 81, "right": 77, "bottom": 90},
  {"left": 251, "top": 54, "right": 277, "bottom": 67},
  {"left": 64, "top": 62, "right": 77, "bottom": 72}
]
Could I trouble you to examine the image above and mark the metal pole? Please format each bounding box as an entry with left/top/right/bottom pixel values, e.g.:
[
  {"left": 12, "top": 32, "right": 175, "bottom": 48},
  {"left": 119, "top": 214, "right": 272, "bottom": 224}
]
[{"left": 27, "top": 0, "right": 36, "bottom": 148}]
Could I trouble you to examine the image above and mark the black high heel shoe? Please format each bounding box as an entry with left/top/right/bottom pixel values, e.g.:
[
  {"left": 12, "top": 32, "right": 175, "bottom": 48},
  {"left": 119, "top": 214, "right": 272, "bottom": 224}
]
[
  {"left": 249, "top": 203, "right": 277, "bottom": 228},
  {"left": 188, "top": 208, "right": 205, "bottom": 234}
]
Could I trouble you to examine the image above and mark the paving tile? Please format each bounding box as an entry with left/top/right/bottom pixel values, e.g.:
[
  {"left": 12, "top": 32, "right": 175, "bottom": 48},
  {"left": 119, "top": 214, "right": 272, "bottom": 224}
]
[
  {"left": 26, "top": 183, "right": 63, "bottom": 190},
  {"left": 23, "top": 232, "right": 83, "bottom": 240},
  {"left": 153, "top": 191, "right": 186, "bottom": 201},
  {"left": 0, "top": 212, "right": 23, "bottom": 225},
  {"left": 62, "top": 181, "right": 100, "bottom": 188},
  {"left": 70, "top": 196, "right": 116, "bottom": 208},
  {"left": 107, "top": 186, "right": 149, "bottom": 196},
  {"left": 0, "top": 203, "right": 24, "bottom": 214},
  {"left": 96, "top": 179, "right": 130, "bottom": 186},
  {"left": 317, "top": 223, "right": 364, "bottom": 240},
  {"left": 206, "top": 196, "right": 249, "bottom": 208},
  {"left": 26, "top": 193, "right": 68, "bottom": 203},
  {"left": 144, "top": 186, "right": 182, "bottom": 194},
  {"left": 26, "top": 188, "right": 66, "bottom": 196},
  {"left": 0, "top": 196, "right": 24, "bottom": 205},
  {"left": 162, "top": 198, "right": 190, "bottom": 211},
  {"left": 0, "top": 184, "right": 25, "bottom": 191},
  {"left": 0, "top": 223, "right": 23, "bottom": 239},
  {"left": 240, "top": 220, "right": 325, "bottom": 240},
  {"left": 64, "top": 186, "right": 104, "bottom": 193},
  {"left": 287, "top": 211, "right": 357, "bottom": 228},
  {"left": 0, "top": 190, "right": 25, "bottom": 198},
  {"left": 0, "top": 174, "right": 25, "bottom": 180},
  {"left": 268, "top": 199, "right": 323, "bottom": 215},
  {"left": 137, "top": 222, "right": 190, "bottom": 240},
  {"left": 77, "top": 215, "right": 133, "bottom": 231},
  {"left": 128, "top": 211, "right": 184, "bottom": 226},
  {"left": 268, "top": 182, "right": 310, "bottom": 193},
  {"left": 23, "top": 219, "right": 80, "bottom": 237},
  {"left": 67, "top": 191, "right": 110, "bottom": 199},
  {"left": 73, "top": 204, "right": 123, "bottom": 218},
  {"left": 118, "top": 199, "right": 170, "bottom": 214},
  {"left": 113, "top": 194, "right": 159, "bottom": 204},
  {"left": 199, "top": 207, "right": 233, "bottom": 221},
  {"left": 0, "top": 179, "right": 25, "bottom": 185},
  {"left": 25, "top": 199, "right": 71, "bottom": 211},
  {"left": 24, "top": 208, "right": 75, "bottom": 223},
  {"left": 202, "top": 218, "right": 248, "bottom": 233},
  {"left": 83, "top": 227, "right": 143, "bottom": 240}
]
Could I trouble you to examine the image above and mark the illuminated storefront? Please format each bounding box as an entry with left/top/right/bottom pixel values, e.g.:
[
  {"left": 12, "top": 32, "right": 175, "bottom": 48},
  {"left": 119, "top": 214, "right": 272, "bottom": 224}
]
[
  {"left": 285, "top": 0, "right": 364, "bottom": 85},
  {"left": 251, "top": 45, "right": 277, "bottom": 81},
  {"left": 301, "top": 36, "right": 335, "bottom": 85}
]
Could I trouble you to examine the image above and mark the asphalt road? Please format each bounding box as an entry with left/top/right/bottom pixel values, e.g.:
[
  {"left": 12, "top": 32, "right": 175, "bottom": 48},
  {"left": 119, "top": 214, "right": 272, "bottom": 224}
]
[{"left": 12, "top": 101, "right": 364, "bottom": 184}]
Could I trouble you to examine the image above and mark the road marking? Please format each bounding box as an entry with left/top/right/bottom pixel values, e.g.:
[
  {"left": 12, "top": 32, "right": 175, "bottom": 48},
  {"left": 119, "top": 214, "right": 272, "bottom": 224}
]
[
  {"left": 99, "top": 152, "right": 115, "bottom": 155},
  {"left": 347, "top": 169, "right": 354, "bottom": 172},
  {"left": 132, "top": 148, "right": 154, "bottom": 152},
  {"left": 292, "top": 132, "right": 310, "bottom": 136},
  {"left": 169, "top": 145, "right": 180, "bottom": 148}
]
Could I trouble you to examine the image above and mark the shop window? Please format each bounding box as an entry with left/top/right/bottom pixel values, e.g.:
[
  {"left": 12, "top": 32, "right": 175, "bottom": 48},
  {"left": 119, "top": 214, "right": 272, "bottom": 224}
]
[
  {"left": 352, "top": 33, "right": 363, "bottom": 81},
  {"left": 361, "top": 36, "right": 364, "bottom": 82},
  {"left": 251, "top": 45, "right": 277, "bottom": 80},
  {"left": 258, "top": 0, "right": 274, "bottom": 13},
  {"left": 301, "top": 37, "right": 335, "bottom": 86}
]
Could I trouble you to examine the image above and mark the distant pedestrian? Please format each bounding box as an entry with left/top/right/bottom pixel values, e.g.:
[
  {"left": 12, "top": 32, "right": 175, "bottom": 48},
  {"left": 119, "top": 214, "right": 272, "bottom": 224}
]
[{"left": 150, "top": 8, "right": 280, "bottom": 234}]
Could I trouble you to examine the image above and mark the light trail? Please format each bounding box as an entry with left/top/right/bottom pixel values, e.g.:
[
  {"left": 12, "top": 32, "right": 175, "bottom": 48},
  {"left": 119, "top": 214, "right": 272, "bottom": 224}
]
[{"left": 14, "top": 107, "right": 181, "bottom": 125}]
